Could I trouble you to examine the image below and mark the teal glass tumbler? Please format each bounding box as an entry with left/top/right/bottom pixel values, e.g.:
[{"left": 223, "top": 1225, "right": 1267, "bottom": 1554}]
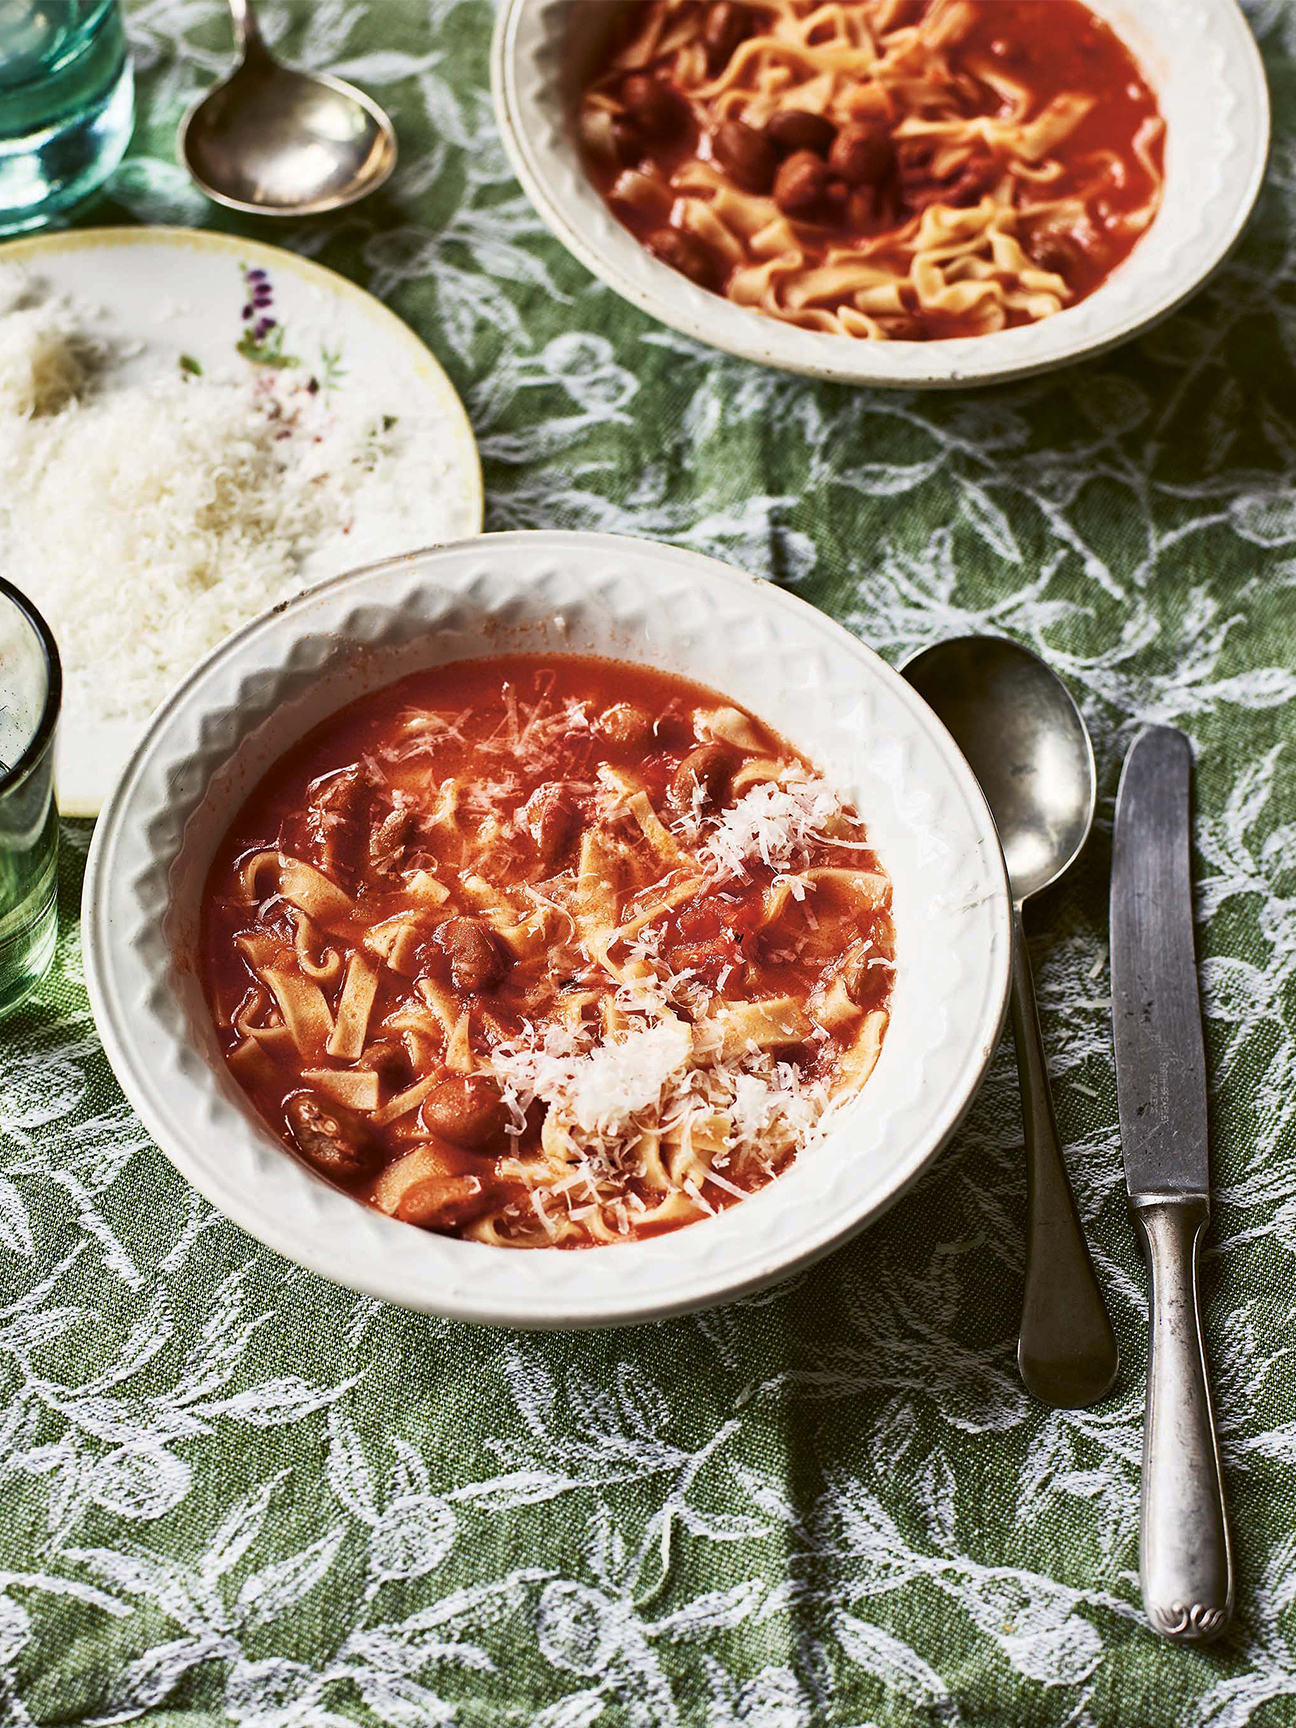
[
  {"left": 0, "top": 0, "right": 134, "bottom": 234},
  {"left": 0, "top": 577, "right": 60, "bottom": 1019}
]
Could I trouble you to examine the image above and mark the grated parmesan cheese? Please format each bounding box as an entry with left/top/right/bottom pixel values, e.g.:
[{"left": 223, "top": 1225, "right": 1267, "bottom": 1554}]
[
  {"left": 0, "top": 305, "right": 89, "bottom": 418},
  {"left": 0, "top": 288, "right": 470, "bottom": 727},
  {"left": 490, "top": 982, "right": 833, "bottom": 1216},
  {"left": 493, "top": 1015, "right": 692, "bottom": 1138},
  {"left": 700, "top": 774, "right": 862, "bottom": 880}
]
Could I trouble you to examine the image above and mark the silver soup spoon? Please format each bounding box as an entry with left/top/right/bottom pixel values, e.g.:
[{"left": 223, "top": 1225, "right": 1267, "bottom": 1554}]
[
  {"left": 179, "top": 0, "right": 397, "bottom": 217},
  {"left": 904, "top": 635, "right": 1119, "bottom": 1410}
]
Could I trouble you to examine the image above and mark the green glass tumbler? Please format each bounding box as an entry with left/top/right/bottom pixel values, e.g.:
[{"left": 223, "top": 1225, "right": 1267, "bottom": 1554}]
[
  {"left": 0, "top": 577, "right": 60, "bottom": 1018},
  {"left": 0, "top": 0, "right": 134, "bottom": 234}
]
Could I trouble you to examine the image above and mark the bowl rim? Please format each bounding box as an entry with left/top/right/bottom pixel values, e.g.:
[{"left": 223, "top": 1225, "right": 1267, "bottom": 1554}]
[
  {"left": 82, "top": 530, "right": 1013, "bottom": 1327},
  {"left": 490, "top": 0, "right": 1271, "bottom": 388}
]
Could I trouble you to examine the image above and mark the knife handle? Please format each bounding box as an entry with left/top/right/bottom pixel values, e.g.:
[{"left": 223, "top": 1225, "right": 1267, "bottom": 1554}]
[
  {"left": 1135, "top": 1195, "right": 1233, "bottom": 1642},
  {"left": 1011, "top": 905, "right": 1120, "bottom": 1409}
]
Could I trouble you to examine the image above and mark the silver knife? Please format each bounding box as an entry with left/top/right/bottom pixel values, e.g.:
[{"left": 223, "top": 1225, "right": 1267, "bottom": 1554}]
[{"left": 1111, "top": 725, "right": 1233, "bottom": 1643}]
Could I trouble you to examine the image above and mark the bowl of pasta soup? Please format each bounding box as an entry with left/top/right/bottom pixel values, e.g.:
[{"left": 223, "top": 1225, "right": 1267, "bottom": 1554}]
[
  {"left": 83, "top": 532, "right": 1012, "bottom": 1325},
  {"left": 492, "top": 0, "right": 1269, "bottom": 386}
]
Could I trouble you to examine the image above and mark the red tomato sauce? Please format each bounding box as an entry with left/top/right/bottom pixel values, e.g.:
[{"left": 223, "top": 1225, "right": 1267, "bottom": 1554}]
[{"left": 201, "top": 656, "right": 894, "bottom": 1248}]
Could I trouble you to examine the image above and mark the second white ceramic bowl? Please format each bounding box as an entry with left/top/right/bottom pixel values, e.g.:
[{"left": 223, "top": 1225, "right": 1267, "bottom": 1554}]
[
  {"left": 83, "top": 531, "right": 1011, "bottom": 1327},
  {"left": 492, "top": 0, "right": 1269, "bottom": 389}
]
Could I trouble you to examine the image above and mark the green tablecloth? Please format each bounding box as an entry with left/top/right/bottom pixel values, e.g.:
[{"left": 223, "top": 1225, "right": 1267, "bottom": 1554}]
[{"left": 3, "top": 2, "right": 1294, "bottom": 1721}]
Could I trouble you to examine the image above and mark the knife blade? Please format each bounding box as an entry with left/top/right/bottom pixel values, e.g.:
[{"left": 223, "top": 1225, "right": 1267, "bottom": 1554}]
[
  {"left": 1110, "top": 724, "right": 1233, "bottom": 1643},
  {"left": 1111, "top": 725, "right": 1209, "bottom": 1201}
]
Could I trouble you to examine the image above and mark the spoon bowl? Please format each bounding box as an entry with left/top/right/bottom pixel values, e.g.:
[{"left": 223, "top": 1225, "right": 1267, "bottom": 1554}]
[
  {"left": 904, "top": 635, "right": 1095, "bottom": 904},
  {"left": 904, "top": 634, "right": 1118, "bottom": 1411},
  {"left": 180, "top": 6, "right": 396, "bottom": 217}
]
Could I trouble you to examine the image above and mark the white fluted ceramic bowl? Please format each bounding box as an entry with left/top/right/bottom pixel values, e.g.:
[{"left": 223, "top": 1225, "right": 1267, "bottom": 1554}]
[
  {"left": 492, "top": 0, "right": 1269, "bottom": 388},
  {"left": 83, "top": 532, "right": 1011, "bottom": 1327}
]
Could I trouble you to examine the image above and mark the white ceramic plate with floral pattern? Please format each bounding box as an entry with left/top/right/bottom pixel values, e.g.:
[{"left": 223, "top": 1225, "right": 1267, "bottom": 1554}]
[
  {"left": 492, "top": 0, "right": 1269, "bottom": 388},
  {"left": 0, "top": 227, "right": 484, "bottom": 817},
  {"left": 83, "top": 530, "right": 1012, "bottom": 1328}
]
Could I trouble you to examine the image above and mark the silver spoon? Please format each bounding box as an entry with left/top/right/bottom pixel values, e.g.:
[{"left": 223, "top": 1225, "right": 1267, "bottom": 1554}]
[
  {"left": 904, "top": 635, "right": 1119, "bottom": 1410},
  {"left": 179, "top": 0, "right": 397, "bottom": 217}
]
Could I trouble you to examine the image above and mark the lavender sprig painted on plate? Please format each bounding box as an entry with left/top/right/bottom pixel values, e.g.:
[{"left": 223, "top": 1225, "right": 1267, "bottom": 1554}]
[
  {"left": 235, "top": 264, "right": 298, "bottom": 369},
  {"left": 232, "top": 263, "right": 349, "bottom": 395}
]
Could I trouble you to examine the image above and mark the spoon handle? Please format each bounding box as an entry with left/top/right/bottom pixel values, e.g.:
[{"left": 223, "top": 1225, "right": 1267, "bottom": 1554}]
[
  {"left": 227, "top": 0, "right": 266, "bottom": 56},
  {"left": 1010, "top": 902, "right": 1119, "bottom": 1408}
]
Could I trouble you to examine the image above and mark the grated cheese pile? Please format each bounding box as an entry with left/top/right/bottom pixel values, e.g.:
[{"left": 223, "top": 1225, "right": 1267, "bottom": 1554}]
[
  {"left": 0, "top": 285, "right": 469, "bottom": 727},
  {"left": 0, "top": 305, "right": 89, "bottom": 417},
  {"left": 701, "top": 775, "right": 858, "bottom": 880},
  {"left": 492, "top": 1015, "right": 693, "bottom": 1138},
  {"left": 490, "top": 999, "right": 830, "bottom": 1213}
]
